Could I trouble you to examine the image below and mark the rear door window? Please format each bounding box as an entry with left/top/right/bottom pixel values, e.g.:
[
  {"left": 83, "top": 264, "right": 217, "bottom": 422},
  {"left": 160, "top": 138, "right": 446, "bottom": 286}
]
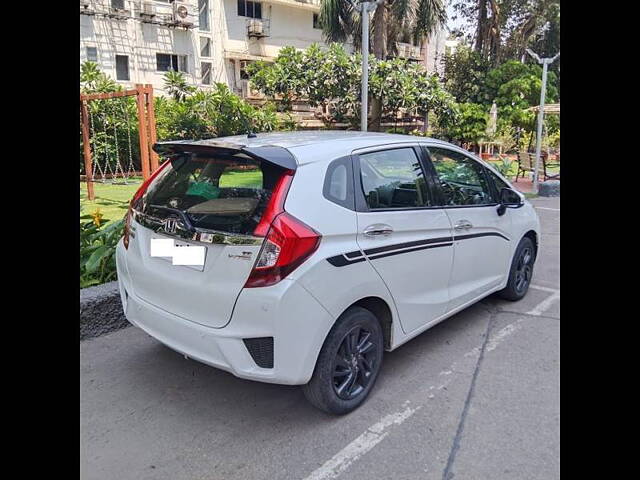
[
  {"left": 358, "top": 148, "right": 432, "bottom": 209},
  {"left": 138, "top": 152, "right": 285, "bottom": 235}
]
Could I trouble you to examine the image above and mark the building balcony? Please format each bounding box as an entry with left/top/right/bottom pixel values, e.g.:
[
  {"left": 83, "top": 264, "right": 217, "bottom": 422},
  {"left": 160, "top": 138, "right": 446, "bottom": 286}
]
[{"left": 395, "top": 42, "right": 423, "bottom": 61}]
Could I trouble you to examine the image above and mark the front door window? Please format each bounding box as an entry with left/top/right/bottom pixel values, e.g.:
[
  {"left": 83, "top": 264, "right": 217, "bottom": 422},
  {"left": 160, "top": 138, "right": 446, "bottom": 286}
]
[{"left": 428, "top": 147, "right": 493, "bottom": 206}]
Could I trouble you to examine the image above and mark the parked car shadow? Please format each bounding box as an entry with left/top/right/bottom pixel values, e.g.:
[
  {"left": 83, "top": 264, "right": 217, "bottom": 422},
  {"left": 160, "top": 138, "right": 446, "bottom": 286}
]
[{"left": 115, "top": 301, "right": 491, "bottom": 431}]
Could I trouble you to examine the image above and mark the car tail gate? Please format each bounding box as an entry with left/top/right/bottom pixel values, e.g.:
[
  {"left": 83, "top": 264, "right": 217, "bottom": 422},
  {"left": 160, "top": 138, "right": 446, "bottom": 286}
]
[{"left": 123, "top": 148, "right": 294, "bottom": 328}]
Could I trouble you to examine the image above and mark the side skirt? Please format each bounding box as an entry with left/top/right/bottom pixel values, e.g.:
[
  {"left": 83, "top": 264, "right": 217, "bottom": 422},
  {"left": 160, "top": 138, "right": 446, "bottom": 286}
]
[{"left": 387, "top": 284, "right": 505, "bottom": 352}]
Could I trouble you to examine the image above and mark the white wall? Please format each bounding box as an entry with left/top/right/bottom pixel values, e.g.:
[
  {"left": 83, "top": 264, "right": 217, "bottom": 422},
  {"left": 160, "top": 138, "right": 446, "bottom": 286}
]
[
  {"left": 423, "top": 27, "right": 447, "bottom": 74},
  {"left": 80, "top": 0, "right": 202, "bottom": 94},
  {"left": 220, "top": 0, "right": 329, "bottom": 93}
]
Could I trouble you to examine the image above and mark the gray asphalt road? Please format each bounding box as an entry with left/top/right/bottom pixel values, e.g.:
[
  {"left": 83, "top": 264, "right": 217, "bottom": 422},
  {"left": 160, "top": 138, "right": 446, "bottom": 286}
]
[{"left": 80, "top": 196, "right": 560, "bottom": 480}]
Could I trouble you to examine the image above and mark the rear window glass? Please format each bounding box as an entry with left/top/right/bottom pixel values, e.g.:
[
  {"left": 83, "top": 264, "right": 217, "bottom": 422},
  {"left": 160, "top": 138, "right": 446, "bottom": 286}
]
[
  {"left": 137, "top": 152, "right": 284, "bottom": 235},
  {"left": 359, "top": 148, "right": 432, "bottom": 209}
]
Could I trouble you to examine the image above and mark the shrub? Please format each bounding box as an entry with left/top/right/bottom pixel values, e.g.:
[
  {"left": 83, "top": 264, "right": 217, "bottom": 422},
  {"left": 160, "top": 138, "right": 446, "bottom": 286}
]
[{"left": 80, "top": 215, "right": 124, "bottom": 288}]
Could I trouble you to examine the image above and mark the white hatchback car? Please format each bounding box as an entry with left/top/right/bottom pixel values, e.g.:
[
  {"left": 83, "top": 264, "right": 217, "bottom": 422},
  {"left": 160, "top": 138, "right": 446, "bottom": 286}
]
[{"left": 116, "top": 131, "right": 540, "bottom": 414}]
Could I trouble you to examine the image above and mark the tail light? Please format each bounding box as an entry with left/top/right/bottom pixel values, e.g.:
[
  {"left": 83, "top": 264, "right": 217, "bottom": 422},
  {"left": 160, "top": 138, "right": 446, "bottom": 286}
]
[
  {"left": 245, "top": 170, "right": 321, "bottom": 288},
  {"left": 123, "top": 160, "right": 171, "bottom": 249},
  {"left": 245, "top": 213, "right": 321, "bottom": 288}
]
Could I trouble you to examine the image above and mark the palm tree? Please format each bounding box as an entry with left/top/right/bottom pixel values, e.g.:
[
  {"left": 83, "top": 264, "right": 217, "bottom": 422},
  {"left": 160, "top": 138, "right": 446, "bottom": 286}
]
[
  {"left": 163, "top": 71, "right": 196, "bottom": 101},
  {"left": 319, "top": 0, "right": 446, "bottom": 129}
]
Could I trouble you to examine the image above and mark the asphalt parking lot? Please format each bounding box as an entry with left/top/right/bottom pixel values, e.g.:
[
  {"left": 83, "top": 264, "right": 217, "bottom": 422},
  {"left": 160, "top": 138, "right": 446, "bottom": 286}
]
[{"left": 80, "top": 196, "right": 560, "bottom": 480}]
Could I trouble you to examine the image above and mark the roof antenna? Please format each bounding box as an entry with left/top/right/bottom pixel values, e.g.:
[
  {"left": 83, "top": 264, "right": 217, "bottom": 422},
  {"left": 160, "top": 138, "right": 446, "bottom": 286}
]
[{"left": 237, "top": 104, "right": 257, "bottom": 138}]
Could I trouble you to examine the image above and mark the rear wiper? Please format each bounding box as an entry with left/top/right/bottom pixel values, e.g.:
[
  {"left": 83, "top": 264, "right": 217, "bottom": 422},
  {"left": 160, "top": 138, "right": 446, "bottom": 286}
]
[{"left": 149, "top": 205, "right": 196, "bottom": 232}]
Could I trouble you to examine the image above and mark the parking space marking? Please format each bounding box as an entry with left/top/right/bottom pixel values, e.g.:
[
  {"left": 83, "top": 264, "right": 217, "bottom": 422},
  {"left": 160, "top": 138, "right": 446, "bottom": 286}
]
[
  {"left": 534, "top": 206, "right": 560, "bottom": 211},
  {"left": 303, "top": 285, "right": 560, "bottom": 480},
  {"left": 303, "top": 403, "right": 420, "bottom": 480},
  {"left": 527, "top": 291, "right": 560, "bottom": 316},
  {"left": 530, "top": 284, "right": 559, "bottom": 293}
]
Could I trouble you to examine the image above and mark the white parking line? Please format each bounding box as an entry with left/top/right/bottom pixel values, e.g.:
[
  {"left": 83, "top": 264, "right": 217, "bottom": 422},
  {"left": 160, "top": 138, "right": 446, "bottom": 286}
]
[
  {"left": 303, "top": 403, "right": 421, "bottom": 480},
  {"left": 534, "top": 206, "right": 560, "bottom": 211},
  {"left": 530, "top": 284, "right": 559, "bottom": 293},
  {"left": 527, "top": 291, "right": 560, "bottom": 316}
]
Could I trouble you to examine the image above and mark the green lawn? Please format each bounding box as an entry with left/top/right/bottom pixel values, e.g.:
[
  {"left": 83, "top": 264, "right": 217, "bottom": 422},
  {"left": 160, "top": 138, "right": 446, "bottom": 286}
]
[
  {"left": 80, "top": 178, "right": 142, "bottom": 225},
  {"left": 80, "top": 170, "right": 264, "bottom": 225}
]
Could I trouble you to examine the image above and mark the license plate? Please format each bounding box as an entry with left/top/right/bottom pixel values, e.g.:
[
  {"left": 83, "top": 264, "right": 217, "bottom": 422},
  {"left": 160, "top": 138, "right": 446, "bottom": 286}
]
[{"left": 150, "top": 237, "right": 207, "bottom": 272}]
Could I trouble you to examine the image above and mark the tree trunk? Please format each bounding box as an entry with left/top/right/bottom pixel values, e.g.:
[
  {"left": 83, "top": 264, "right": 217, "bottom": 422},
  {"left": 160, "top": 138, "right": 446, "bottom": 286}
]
[
  {"left": 475, "top": 0, "right": 487, "bottom": 53},
  {"left": 369, "top": 3, "right": 387, "bottom": 132},
  {"left": 487, "top": 0, "right": 501, "bottom": 64}
]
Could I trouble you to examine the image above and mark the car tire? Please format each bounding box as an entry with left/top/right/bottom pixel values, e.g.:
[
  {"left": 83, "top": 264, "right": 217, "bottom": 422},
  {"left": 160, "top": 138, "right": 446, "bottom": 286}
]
[
  {"left": 497, "top": 236, "right": 536, "bottom": 301},
  {"left": 302, "top": 306, "right": 384, "bottom": 415}
]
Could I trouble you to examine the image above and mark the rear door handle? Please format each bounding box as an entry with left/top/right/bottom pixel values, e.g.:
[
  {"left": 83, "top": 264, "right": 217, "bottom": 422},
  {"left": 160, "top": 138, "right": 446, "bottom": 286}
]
[
  {"left": 454, "top": 220, "right": 473, "bottom": 230},
  {"left": 363, "top": 224, "right": 394, "bottom": 236}
]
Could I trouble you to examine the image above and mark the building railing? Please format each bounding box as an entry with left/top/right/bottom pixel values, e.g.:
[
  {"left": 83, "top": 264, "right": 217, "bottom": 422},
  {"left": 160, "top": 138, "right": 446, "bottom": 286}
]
[
  {"left": 395, "top": 42, "right": 422, "bottom": 60},
  {"left": 80, "top": 0, "right": 198, "bottom": 29}
]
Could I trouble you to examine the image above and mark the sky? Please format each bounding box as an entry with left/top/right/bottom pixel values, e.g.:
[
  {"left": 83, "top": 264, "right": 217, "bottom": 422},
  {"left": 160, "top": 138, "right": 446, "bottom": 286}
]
[{"left": 445, "top": 0, "right": 466, "bottom": 34}]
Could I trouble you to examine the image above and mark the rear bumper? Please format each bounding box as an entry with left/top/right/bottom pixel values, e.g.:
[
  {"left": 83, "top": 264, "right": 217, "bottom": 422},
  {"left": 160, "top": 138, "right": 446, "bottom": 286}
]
[{"left": 116, "top": 241, "right": 334, "bottom": 385}]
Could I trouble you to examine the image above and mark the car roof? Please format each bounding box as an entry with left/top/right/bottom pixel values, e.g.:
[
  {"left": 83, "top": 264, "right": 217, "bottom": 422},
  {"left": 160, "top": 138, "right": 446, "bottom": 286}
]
[{"left": 157, "top": 130, "right": 453, "bottom": 165}]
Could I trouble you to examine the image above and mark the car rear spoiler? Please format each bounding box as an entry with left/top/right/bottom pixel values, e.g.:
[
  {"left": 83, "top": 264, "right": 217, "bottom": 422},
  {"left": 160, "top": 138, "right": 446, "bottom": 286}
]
[{"left": 152, "top": 140, "right": 297, "bottom": 171}]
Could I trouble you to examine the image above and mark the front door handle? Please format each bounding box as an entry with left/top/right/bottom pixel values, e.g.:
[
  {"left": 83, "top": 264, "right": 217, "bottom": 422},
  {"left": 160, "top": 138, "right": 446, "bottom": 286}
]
[
  {"left": 363, "top": 224, "right": 394, "bottom": 236},
  {"left": 454, "top": 220, "right": 473, "bottom": 230}
]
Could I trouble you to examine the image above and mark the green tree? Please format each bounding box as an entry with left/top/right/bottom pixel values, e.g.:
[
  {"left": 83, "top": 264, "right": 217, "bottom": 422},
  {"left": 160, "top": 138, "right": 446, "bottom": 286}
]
[
  {"left": 248, "top": 43, "right": 457, "bottom": 130},
  {"left": 434, "top": 103, "right": 486, "bottom": 147},
  {"left": 319, "top": 0, "right": 447, "bottom": 129},
  {"left": 163, "top": 71, "right": 196, "bottom": 101},
  {"left": 440, "top": 44, "right": 491, "bottom": 104},
  {"left": 155, "top": 83, "right": 279, "bottom": 141},
  {"left": 451, "top": 0, "right": 560, "bottom": 66},
  {"left": 80, "top": 61, "right": 119, "bottom": 93}
]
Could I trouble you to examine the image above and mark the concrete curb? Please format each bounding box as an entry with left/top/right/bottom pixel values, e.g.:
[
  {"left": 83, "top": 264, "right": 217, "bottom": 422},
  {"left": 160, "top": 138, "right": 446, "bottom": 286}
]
[{"left": 80, "top": 281, "right": 129, "bottom": 341}]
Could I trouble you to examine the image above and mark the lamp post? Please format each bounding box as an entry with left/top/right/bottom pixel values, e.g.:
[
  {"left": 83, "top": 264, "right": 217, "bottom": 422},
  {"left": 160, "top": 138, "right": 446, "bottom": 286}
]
[
  {"left": 525, "top": 49, "right": 560, "bottom": 193},
  {"left": 347, "top": 0, "right": 384, "bottom": 131}
]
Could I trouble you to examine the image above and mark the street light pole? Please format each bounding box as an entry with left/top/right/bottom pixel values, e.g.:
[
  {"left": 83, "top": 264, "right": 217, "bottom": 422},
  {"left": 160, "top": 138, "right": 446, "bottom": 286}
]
[
  {"left": 525, "top": 49, "right": 560, "bottom": 193},
  {"left": 360, "top": 2, "right": 371, "bottom": 132},
  {"left": 348, "top": 0, "right": 384, "bottom": 132}
]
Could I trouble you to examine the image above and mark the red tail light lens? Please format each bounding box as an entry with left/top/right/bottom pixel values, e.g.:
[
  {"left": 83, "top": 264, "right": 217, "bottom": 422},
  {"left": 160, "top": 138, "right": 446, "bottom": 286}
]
[
  {"left": 123, "top": 160, "right": 171, "bottom": 249},
  {"left": 245, "top": 212, "right": 321, "bottom": 288},
  {"left": 253, "top": 170, "right": 294, "bottom": 237}
]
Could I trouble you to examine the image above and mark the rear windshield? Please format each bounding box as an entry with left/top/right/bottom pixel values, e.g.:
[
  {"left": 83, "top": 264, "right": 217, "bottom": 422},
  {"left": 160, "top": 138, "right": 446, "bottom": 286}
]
[{"left": 137, "top": 152, "right": 285, "bottom": 235}]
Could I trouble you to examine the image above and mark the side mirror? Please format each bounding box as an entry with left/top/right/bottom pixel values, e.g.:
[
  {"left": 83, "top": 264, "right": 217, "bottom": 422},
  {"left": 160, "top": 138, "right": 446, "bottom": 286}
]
[{"left": 497, "top": 188, "right": 524, "bottom": 216}]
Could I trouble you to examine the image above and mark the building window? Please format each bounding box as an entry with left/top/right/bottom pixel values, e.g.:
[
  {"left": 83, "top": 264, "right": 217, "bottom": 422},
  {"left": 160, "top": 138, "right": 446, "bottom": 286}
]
[
  {"left": 198, "top": 0, "right": 209, "bottom": 31},
  {"left": 86, "top": 47, "right": 98, "bottom": 63},
  {"left": 200, "top": 37, "right": 211, "bottom": 58},
  {"left": 237, "top": 0, "right": 262, "bottom": 19},
  {"left": 239, "top": 60, "right": 253, "bottom": 80},
  {"left": 111, "top": 0, "right": 125, "bottom": 10},
  {"left": 156, "top": 53, "right": 188, "bottom": 73},
  {"left": 313, "top": 13, "right": 321, "bottom": 29},
  {"left": 115, "top": 55, "right": 130, "bottom": 81},
  {"left": 201, "top": 62, "right": 212, "bottom": 85}
]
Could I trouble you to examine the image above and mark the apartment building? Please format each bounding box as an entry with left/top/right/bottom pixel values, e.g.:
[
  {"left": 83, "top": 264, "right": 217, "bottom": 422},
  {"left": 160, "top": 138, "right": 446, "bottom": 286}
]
[
  {"left": 80, "top": 0, "right": 330, "bottom": 95},
  {"left": 80, "top": 0, "right": 445, "bottom": 97},
  {"left": 80, "top": 1, "right": 213, "bottom": 90}
]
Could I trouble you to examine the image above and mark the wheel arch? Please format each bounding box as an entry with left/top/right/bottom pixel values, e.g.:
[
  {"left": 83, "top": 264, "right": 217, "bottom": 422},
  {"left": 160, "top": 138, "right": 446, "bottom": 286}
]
[
  {"left": 523, "top": 229, "right": 538, "bottom": 258},
  {"left": 346, "top": 296, "right": 394, "bottom": 350}
]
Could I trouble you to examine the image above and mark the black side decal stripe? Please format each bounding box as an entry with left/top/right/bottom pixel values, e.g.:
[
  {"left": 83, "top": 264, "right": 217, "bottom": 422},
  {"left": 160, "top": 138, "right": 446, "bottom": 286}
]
[
  {"left": 454, "top": 232, "right": 510, "bottom": 242},
  {"left": 327, "top": 255, "right": 366, "bottom": 267},
  {"left": 326, "top": 232, "right": 509, "bottom": 267},
  {"left": 363, "top": 236, "right": 454, "bottom": 256},
  {"left": 367, "top": 242, "right": 453, "bottom": 260}
]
